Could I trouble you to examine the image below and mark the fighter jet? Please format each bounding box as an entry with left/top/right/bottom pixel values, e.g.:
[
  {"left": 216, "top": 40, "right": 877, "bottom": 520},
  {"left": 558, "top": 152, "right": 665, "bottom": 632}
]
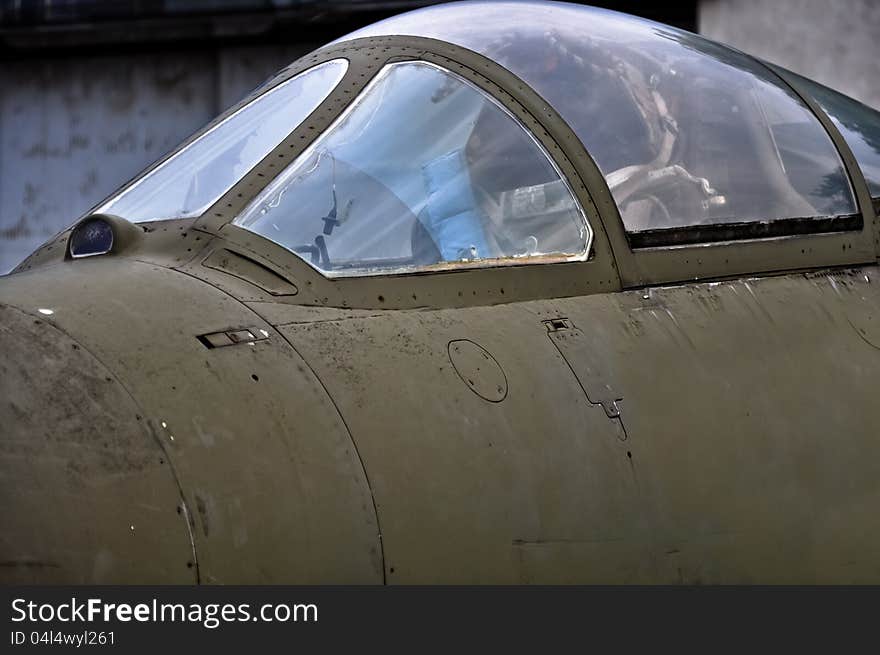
[{"left": 3, "top": 0, "right": 880, "bottom": 584}]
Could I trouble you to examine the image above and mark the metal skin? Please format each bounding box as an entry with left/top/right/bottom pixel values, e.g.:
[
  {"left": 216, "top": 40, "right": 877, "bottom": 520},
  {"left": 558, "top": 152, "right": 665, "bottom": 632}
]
[{"left": 1, "top": 33, "right": 879, "bottom": 584}]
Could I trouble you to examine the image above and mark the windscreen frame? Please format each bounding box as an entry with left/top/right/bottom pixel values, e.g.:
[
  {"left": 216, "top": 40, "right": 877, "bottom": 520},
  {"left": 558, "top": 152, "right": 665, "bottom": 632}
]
[
  {"left": 232, "top": 59, "right": 594, "bottom": 278},
  {"left": 191, "top": 36, "right": 623, "bottom": 309}
]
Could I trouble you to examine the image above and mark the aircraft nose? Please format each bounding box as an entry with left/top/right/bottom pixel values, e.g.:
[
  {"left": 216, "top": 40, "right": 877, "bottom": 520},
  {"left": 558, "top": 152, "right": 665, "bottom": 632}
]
[{"left": 0, "top": 304, "right": 196, "bottom": 583}]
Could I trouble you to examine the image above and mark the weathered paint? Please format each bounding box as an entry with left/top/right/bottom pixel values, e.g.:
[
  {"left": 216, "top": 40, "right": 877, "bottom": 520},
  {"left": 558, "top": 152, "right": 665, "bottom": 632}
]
[
  {"left": 0, "top": 302, "right": 196, "bottom": 583},
  {"left": 275, "top": 268, "right": 880, "bottom": 583},
  {"left": 1, "top": 24, "right": 879, "bottom": 584},
  {"left": 4, "top": 232, "right": 878, "bottom": 582},
  {"left": 0, "top": 259, "right": 382, "bottom": 583}
]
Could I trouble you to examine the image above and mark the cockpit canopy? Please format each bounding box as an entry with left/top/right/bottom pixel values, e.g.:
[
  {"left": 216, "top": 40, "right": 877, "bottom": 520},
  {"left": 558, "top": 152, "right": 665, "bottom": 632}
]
[
  {"left": 344, "top": 0, "right": 861, "bottom": 232},
  {"left": 91, "top": 0, "right": 880, "bottom": 278}
]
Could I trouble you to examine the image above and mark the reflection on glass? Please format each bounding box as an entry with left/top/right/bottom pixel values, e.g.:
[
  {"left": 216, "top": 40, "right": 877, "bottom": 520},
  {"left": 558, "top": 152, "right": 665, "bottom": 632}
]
[
  {"left": 236, "top": 62, "right": 590, "bottom": 277},
  {"left": 777, "top": 67, "right": 880, "bottom": 197},
  {"left": 96, "top": 59, "right": 348, "bottom": 222},
  {"left": 342, "top": 1, "right": 857, "bottom": 233}
]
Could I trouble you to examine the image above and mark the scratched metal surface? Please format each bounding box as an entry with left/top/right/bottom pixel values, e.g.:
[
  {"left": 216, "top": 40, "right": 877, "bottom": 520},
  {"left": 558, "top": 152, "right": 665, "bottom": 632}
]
[
  {"left": 280, "top": 268, "right": 880, "bottom": 583},
  {"left": 0, "top": 302, "right": 195, "bottom": 583},
  {"left": 0, "top": 259, "right": 382, "bottom": 583}
]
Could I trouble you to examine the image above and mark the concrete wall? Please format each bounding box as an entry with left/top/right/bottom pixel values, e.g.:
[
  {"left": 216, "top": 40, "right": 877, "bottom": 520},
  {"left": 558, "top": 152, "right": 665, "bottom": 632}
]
[
  {"left": 0, "top": 43, "right": 315, "bottom": 273},
  {"left": 700, "top": 0, "right": 880, "bottom": 109}
]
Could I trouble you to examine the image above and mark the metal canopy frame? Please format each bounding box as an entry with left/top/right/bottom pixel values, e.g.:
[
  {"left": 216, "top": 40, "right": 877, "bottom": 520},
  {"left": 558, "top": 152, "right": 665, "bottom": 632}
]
[
  {"left": 191, "top": 35, "right": 878, "bottom": 310},
  {"left": 194, "top": 36, "right": 622, "bottom": 310}
]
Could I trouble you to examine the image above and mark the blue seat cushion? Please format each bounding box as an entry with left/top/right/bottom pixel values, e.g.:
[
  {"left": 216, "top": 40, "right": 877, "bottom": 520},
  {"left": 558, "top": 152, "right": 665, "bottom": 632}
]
[{"left": 420, "top": 149, "right": 490, "bottom": 261}]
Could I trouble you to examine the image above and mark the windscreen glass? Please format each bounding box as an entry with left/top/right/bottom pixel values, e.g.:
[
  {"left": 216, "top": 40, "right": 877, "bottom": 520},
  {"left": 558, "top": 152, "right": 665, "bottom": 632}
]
[
  {"left": 95, "top": 59, "right": 348, "bottom": 222},
  {"left": 779, "top": 67, "right": 880, "bottom": 197},
  {"left": 235, "top": 61, "right": 590, "bottom": 277}
]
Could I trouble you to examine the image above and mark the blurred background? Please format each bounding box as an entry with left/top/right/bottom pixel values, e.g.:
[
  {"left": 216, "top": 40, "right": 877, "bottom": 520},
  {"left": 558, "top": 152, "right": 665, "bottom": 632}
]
[{"left": 0, "top": 0, "right": 878, "bottom": 273}]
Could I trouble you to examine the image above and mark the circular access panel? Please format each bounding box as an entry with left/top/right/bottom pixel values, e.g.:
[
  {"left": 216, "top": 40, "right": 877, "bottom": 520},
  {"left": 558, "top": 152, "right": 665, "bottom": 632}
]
[{"left": 448, "top": 339, "right": 508, "bottom": 402}]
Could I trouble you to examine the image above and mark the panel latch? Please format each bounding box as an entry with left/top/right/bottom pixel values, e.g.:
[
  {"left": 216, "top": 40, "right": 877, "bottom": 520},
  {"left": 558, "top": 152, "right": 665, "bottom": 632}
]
[{"left": 197, "top": 327, "right": 270, "bottom": 349}]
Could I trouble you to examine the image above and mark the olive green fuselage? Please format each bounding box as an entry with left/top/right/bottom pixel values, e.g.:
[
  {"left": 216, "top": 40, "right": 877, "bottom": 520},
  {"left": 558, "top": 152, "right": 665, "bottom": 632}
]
[{"left": 1, "top": 216, "right": 878, "bottom": 583}]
